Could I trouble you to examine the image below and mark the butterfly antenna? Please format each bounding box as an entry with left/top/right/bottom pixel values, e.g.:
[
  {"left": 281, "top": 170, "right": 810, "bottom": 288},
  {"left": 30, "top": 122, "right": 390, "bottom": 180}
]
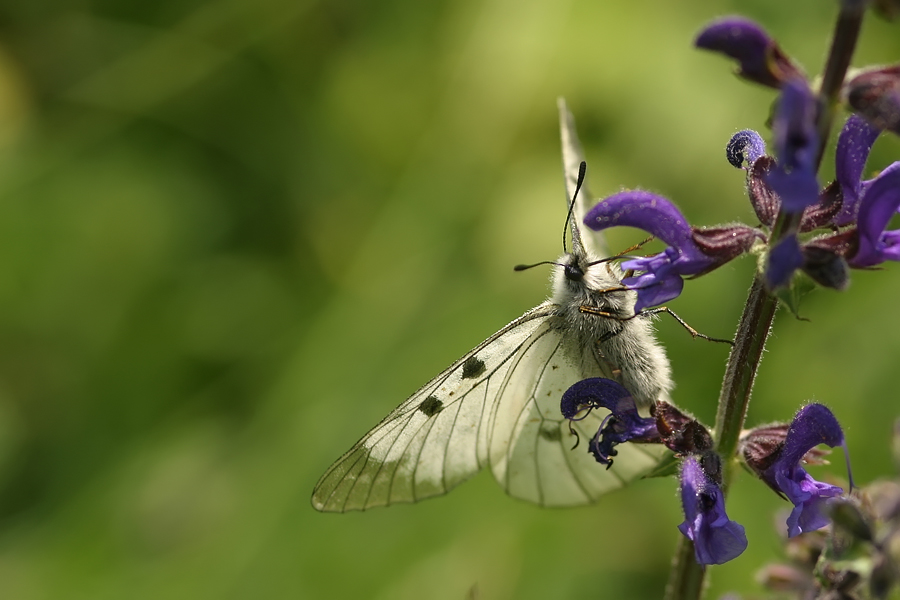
[
  {"left": 585, "top": 235, "right": 657, "bottom": 267},
  {"left": 563, "top": 161, "right": 587, "bottom": 255},
  {"left": 513, "top": 261, "right": 564, "bottom": 272}
]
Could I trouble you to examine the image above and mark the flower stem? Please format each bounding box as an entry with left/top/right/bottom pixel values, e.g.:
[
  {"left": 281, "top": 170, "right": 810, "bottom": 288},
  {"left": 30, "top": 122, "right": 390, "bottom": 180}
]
[
  {"left": 815, "top": 1, "right": 867, "bottom": 169},
  {"left": 664, "top": 537, "right": 706, "bottom": 600},
  {"left": 713, "top": 275, "right": 778, "bottom": 462},
  {"left": 664, "top": 275, "right": 778, "bottom": 600}
]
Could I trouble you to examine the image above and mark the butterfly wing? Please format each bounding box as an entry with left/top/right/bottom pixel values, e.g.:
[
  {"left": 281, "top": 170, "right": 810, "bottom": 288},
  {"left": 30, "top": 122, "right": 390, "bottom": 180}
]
[
  {"left": 488, "top": 321, "right": 668, "bottom": 506},
  {"left": 312, "top": 303, "right": 669, "bottom": 512},
  {"left": 311, "top": 304, "right": 557, "bottom": 512}
]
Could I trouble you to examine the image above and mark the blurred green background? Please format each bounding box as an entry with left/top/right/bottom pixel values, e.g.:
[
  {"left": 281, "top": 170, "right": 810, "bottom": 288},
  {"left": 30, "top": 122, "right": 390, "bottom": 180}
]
[{"left": 0, "top": 0, "right": 897, "bottom": 598}]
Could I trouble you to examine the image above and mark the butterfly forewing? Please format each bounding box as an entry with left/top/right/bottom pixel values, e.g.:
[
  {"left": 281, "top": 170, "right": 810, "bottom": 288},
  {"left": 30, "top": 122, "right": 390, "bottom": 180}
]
[{"left": 311, "top": 305, "right": 556, "bottom": 512}]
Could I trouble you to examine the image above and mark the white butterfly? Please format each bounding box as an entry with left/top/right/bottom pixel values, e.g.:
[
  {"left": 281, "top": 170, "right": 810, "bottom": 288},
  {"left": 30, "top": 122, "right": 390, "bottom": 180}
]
[{"left": 311, "top": 100, "right": 673, "bottom": 512}]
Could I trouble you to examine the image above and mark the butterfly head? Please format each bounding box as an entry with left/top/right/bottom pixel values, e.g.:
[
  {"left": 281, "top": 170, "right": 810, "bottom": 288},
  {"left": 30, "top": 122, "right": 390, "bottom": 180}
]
[
  {"left": 562, "top": 257, "right": 585, "bottom": 282},
  {"left": 551, "top": 248, "right": 634, "bottom": 319}
]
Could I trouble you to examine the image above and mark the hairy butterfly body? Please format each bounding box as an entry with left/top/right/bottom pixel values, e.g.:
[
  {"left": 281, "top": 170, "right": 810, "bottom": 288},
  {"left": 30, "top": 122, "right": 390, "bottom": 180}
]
[{"left": 311, "top": 101, "right": 672, "bottom": 512}]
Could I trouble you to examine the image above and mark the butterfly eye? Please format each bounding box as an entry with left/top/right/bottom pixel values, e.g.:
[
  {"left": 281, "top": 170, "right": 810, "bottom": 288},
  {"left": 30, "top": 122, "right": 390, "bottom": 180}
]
[{"left": 564, "top": 263, "right": 584, "bottom": 281}]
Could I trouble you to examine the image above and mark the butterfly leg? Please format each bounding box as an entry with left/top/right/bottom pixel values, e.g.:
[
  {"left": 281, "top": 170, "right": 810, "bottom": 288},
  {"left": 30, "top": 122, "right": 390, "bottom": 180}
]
[
  {"left": 636, "top": 307, "right": 734, "bottom": 345},
  {"left": 579, "top": 305, "right": 734, "bottom": 345}
]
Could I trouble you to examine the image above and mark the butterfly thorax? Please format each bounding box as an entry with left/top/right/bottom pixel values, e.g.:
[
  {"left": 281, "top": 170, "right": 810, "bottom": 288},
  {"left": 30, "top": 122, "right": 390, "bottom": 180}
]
[
  {"left": 548, "top": 251, "right": 672, "bottom": 408},
  {"left": 551, "top": 250, "right": 632, "bottom": 316}
]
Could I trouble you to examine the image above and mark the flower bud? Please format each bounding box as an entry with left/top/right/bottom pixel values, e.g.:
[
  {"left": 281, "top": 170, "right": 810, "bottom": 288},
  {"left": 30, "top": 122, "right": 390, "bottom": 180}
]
[
  {"left": 695, "top": 18, "right": 805, "bottom": 89},
  {"left": 844, "top": 64, "right": 900, "bottom": 136}
]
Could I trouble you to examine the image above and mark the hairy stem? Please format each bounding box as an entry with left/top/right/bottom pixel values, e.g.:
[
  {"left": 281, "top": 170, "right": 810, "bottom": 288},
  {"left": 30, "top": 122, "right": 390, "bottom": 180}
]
[
  {"left": 664, "top": 537, "right": 706, "bottom": 600},
  {"left": 713, "top": 275, "right": 778, "bottom": 462},
  {"left": 815, "top": 2, "right": 867, "bottom": 169}
]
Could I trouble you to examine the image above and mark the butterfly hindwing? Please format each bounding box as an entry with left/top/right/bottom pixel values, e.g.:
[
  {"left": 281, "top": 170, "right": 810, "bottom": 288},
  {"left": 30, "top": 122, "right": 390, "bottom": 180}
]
[{"left": 488, "top": 322, "right": 667, "bottom": 506}]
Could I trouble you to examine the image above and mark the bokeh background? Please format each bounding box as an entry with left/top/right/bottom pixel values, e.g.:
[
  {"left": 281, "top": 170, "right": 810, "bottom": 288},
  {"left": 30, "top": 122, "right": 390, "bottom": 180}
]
[{"left": 0, "top": 0, "right": 897, "bottom": 598}]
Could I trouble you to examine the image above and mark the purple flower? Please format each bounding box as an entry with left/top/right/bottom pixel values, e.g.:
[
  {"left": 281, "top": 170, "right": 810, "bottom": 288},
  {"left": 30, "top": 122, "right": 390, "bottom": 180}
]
[
  {"left": 560, "top": 378, "right": 659, "bottom": 466},
  {"left": 695, "top": 17, "right": 803, "bottom": 89},
  {"left": 754, "top": 113, "right": 900, "bottom": 287},
  {"left": 678, "top": 455, "right": 748, "bottom": 565},
  {"left": 584, "top": 192, "right": 761, "bottom": 311},
  {"left": 765, "top": 235, "right": 803, "bottom": 290},
  {"left": 834, "top": 114, "right": 884, "bottom": 226},
  {"left": 726, "top": 129, "right": 767, "bottom": 169},
  {"left": 760, "top": 404, "right": 852, "bottom": 537},
  {"left": 826, "top": 114, "right": 900, "bottom": 268},
  {"left": 767, "top": 79, "right": 820, "bottom": 214},
  {"left": 847, "top": 166, "right": 900, "bottom": 267}
]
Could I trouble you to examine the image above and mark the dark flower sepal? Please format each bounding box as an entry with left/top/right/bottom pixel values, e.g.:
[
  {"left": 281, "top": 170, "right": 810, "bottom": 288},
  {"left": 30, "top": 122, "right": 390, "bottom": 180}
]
[
  {"left": 799, "top": 181, "right": 843, "bottom": 233},
  {"left": 691, "top": 226, "right": 765, "bottom": 269},
  {"left": 746, "top": 155, "right": 844, "bottom": 232},
  {"left": 695, "top": 17, "right": 804, "bottom": 89},
  {"left": 679, "top": 454, "right": 749, "bottom": 565},
  {"left": 747, "top": 155, "right": 779, "bottom": 227},
  {"left": 843, "top": 64, "right": 900, "bottom": 136},
  {"left": 799, "top": 244, "right": 850, "bottom": 291},
  {"left": 653, "top": 401, "right": 714, "bottom": 456}
]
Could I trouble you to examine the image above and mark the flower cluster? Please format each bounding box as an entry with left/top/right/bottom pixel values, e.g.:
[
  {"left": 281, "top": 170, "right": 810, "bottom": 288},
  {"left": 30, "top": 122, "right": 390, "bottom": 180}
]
[
  {"left": 583, "top": 17, "right": 900, "bottom": 311},
  {"left": 561, "top": 378, "right": 852, "bottom": 566},
  {"left": 758, "top": 421, "right": 900, "bottom": 599},
  {"left": 554, "top": 9, "right": 892, "bottom": 579}
]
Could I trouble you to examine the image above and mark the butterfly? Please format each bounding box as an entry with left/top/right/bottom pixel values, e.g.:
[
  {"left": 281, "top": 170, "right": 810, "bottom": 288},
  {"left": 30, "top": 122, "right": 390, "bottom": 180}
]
[{"left": 311, "top": 101, "right": 674, "bottom": 512}]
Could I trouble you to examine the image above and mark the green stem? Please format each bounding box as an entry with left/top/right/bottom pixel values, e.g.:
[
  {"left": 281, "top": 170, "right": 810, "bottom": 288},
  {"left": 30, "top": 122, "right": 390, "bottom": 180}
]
[
  {"left": 664, "top": 537, "right": 706, "bottom": 600},
  {"left": 815, "top": 3, "right": 867, "bottom": 169},
  {"left": 713, "top": 275, "right": 778, "bottom": 464}
]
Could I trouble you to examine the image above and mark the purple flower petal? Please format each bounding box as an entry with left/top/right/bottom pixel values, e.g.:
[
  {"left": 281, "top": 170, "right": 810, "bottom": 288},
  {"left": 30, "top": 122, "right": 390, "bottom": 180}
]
[
  {"left": 765, "top": 234, "right": 803, "bottom": 290},
  {"left": 695, "top": 18, "right": 800, "bottom": 89},
  {"left": 767, "top": 79, "right": 820, "bottom": 213},
  {"left": 779, "top": 404, "right": 845, "bottom": 465},
  {"left": 834, "top": 115, "right": 882, "bottom": 226},
  {"left": 726, "top": 129, "right": 767, "bottom": 168},
  {"left": 622, "top": 269, "right": 685, "bottom": 313},
  {"left": 849, "top": 167, "right": 900, "bottom": 267},
  {"left": 584, "top": 191, "right": 694, "bottom": 249},
  {"left": 679, "top": 456, "right": 748, "bottom": 565},
  {"left": 560, "top": 378, "right": 659, "bottom": 466},
  {"left": 764, "top": 404, "right": 851, "bottom": 537}
]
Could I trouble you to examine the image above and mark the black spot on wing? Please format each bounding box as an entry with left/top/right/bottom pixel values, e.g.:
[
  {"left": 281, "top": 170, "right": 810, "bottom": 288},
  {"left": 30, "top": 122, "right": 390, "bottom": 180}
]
[
  {"left": 539, "top": 424, "right": 562, "bottom": 442},
  {"left": 418, "top": 396, "right": 444, "bottom": 417},
  {"left": 462, "top": 355, "right": 486, "bottom": 379}
]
